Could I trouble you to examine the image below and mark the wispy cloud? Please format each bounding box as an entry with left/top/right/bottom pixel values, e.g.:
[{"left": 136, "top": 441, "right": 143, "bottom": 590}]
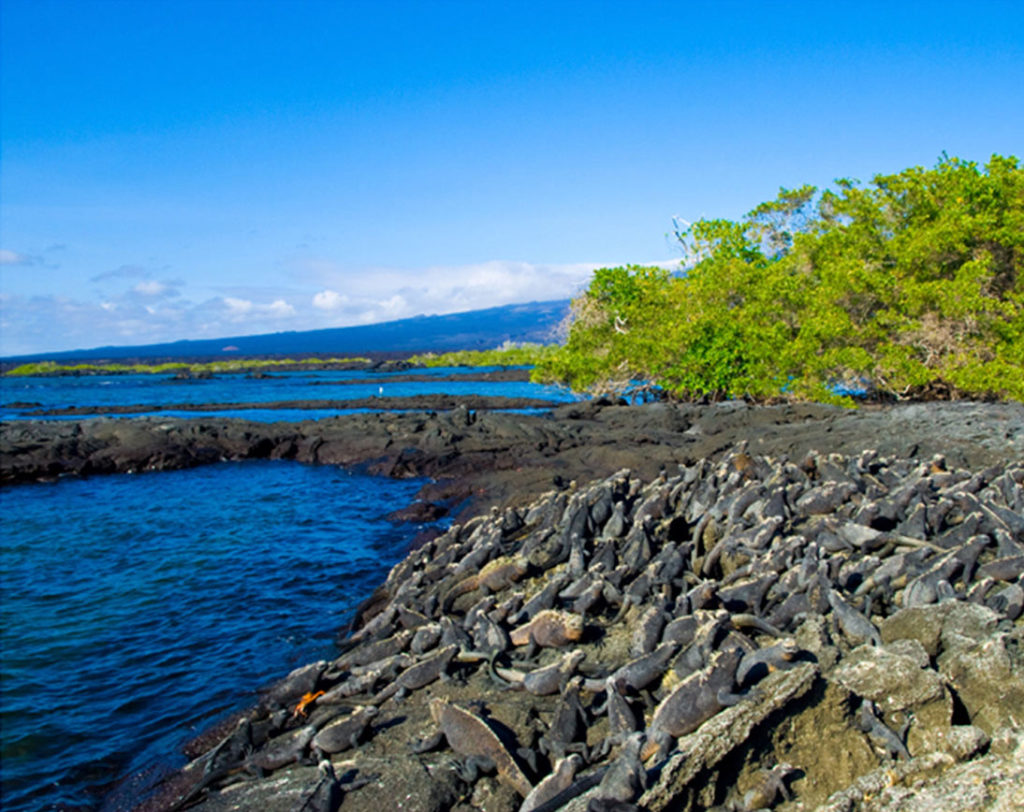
[
  {"left": 91, "top": 264, "right": 151, "bottom": 283},
  {"left": 132, "top": 279, "right": 178, "bottom": 297},
  {"left": 305, "top": 259, "right": 597, "bottom": 321},
  {"left": 222, "top": 297, "right": 297, "bottom": 320},
  {"left": 304, "top": 258, "right": 679, "bottom": 325},
  {"left": 0, "top": 249, "right": 40, "bottom": 266},
  {"left": 0, "top": 258, "right": 678, "bottom": 356},
  {"left": 0, "top": 290, "right": 299, "bottom": 356}
]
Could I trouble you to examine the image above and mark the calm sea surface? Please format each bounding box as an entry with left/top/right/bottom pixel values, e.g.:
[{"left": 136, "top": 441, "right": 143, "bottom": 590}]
[
  {"left": 0, "top": 462, "right": 443, "bottom": 811},
  {"left": 0, "top": 366, "right": 578, "bottom": 421},
  {"left": 0, "top": 368, "right": 574, "bottom": 809}
]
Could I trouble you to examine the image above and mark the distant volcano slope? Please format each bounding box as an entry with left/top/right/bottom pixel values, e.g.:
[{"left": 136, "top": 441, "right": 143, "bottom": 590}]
[{"left": 3, "top": 299, "right": 570, "bottom": 364}]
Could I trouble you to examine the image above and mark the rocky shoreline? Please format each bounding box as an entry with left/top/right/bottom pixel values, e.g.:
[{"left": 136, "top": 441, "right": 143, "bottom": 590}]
[
  {"left": 137, "top": 442, "right": 1023, "bottom": 812},
  {"left": 3, "top": 400, "right": 1023, "bottom": 811},
  {"left": 14, "top": 394, "right": 564, "bottom": 418},
  {"left": 4, "top": 400, "right": 1023, "bottom": 522}
]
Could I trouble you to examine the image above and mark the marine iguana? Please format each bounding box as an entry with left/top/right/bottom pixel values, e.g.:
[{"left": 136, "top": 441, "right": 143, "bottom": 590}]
[
  {"left": 593, "top": 732, "right": 648, "bottom": 803},
  {"left": 369, "top": 644, "right": 458, "bottom": 704},
  {"left": 470, "top": 610, "right": 512, "bottom": 655},
  {"left": 510, "top": 571, "right": 570, "bottom": 625},
  {"left": 630, "top": 600, "right": 670, "bottom": 657},
  {"left": 510, "top": 610, "right": 585, "bottom": 651},
  {"left": 583, "top": 641, "right": 679, "bottom": 695},
  {"left": 311, "top": 705, "right": 378, "bottom": 754},
  {"left": 249, "top": 723, "right": 317, "bottom": 772},
  {"left": 643, "top": 646, "right": 744, "bottom": 761},
  {"left": 857, "top": 699, "right": 911, "bottom": 761},
  {"left": 592, "top": 678, "right": 641, "bottom": 758},
  {"left": 519, "top": 754, "right": 584, "bottom": 812},
  {"left": 717, "top": 762, "right": 798, "bottom": 811},
  {"left": 735, "top": 639, "right": 805, "bottom": 687},
  {"left": 410, "top": 621, "right": 443, "bottom": 654},
  {"left": 665, "top": 611, "right": 732, "bottom": 685},
  {"left": 494, "top": 649, "right": 586, "bottom": 695},
  {"left": 335, "top": 629, "right": 413, "bottom": 669},
  {"left": 441, "top": 554, "right": 530, "bottom": 612},
  {"left": 538, "top": 676, "right": 590, "bottom": 761},
  {"left": 827, "top": 587, "right": 882, "bottom": 647},
  {"left": 571, "top": 576, "right": 612, "bottom": 615},
  {"left": 296, "top": 760, "right": 344, "bottom": 812},
  {"left": 420, "top": 698, "right": 534, "bottom": 798}
]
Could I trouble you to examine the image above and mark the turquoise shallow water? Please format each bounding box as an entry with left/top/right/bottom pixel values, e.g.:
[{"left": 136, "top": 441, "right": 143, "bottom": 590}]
[{"left": 0, "top": 461, "right": 446, "bottom": 811}]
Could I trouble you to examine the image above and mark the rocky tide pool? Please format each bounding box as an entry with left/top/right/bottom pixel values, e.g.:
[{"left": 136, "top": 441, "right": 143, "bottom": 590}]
[{"left": 0, "top": 461, "right": 445, "bottom": 811}]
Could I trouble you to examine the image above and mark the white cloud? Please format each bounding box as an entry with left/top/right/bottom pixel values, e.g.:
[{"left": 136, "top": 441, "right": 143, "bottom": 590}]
[
  {"left": 378, "top": 293, "right": 407, "bottom": 315},
  {"left": 308, "top": 258, "right": 685, "bottom": 325},
  {"left": 350, "top": 294, "right": 411, "bottom": 324},
  {"left": 133, "top": 280, "right": 170, "bottom": 296},
  {"left": 222, "top": 296, "right": 295, "bottom": 321},
  {"left": 224, "top": 296, "right": 253, "bottom": 315},
  {"left": 294, "top": 257, "right": 681, "bottom": 329},
  {"left": 308, "top": 258, "right": 680, "bottom": 318},
  {"left": 0, "top": 249, "right": 34, "bottom": 266},
  {"left": 312, "top": 289, "right": 348, "bottom": 310},
  {"left": 267, "top": 299, "right": 296, "bottom": 317},
  {"left": 305, "top": 259, "right": 597, "bottom": 319},
  {"left": 0, "top": 258, "right": 679, "bottom": 356},
  {"left": 0, "top": 291, "right": 299, "bottom": 356}
]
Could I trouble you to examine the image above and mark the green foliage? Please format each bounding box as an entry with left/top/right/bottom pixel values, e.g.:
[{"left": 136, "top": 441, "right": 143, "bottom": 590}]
[
  {"left": 5, "top": 361, "right": 64, "bottom": 376},
  {"left": 408, "top": 343, "right": 559, "bottom": 368},
  {"left": 3, "top": 357, "right": 371, "bottom": 376},
  {"left": 535, "top": 154, "right": 1024, "bottom": 404}
]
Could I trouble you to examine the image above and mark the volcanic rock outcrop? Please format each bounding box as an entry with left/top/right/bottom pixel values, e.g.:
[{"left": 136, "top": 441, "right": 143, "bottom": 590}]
[
  {"left": 5, "top": 400, "right": 1023, "bottom": 524},
  {"left": 145, "top": 446, "right": 1024, "bottom": 812}
]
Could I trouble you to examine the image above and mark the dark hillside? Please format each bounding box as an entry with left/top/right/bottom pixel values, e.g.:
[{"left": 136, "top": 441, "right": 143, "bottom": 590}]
[{"left": 3, "top": 299, "right": 570, "bottom": 364}]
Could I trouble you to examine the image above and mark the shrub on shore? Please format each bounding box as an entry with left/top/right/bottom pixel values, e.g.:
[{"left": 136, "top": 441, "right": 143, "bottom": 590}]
[
  {"left": 408, "top": 343, "right": 559, "bottom": 368},
  {"left": 3, "top": 357, "right": 371, "bottom": 376},
  {"left": 535, "top": 154, "right": 1023, "bottom": 404}
]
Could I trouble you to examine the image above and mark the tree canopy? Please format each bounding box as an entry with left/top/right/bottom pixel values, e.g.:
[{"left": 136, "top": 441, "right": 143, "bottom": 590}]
[{"left": 534, "top": 154, "right": 1023, "bottom": 404}]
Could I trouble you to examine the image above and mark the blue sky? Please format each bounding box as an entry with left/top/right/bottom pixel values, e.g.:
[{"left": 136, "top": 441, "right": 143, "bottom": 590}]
[{"left": 1, "top": 0, "right": 1022, "bottom": 356}]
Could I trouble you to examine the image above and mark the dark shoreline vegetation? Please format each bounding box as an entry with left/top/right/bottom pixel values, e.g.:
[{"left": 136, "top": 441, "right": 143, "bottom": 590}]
[{"left": 1, "top": 155, "right": 1022, "bottom": 811}]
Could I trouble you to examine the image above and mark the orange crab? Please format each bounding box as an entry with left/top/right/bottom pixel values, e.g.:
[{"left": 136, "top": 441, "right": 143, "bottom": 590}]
[{"left": 291, "top": 689, "right": 325, "bottom": 719}]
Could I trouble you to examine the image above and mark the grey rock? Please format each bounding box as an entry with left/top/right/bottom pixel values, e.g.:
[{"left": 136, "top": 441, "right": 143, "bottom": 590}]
[
  {"left": 916, "top": 724, "right": 990, "bottom": 761},
  {"left": 939, "top": 601, "right": 1001, "bottom": 655},
  {"left": 834, "top": 641, "right": 949, "bottom": 725},
  {"left": 938, "top": 632, "right": 1024, "bottom": 735},
  {"left": 880, "top": 603, "right": 952, "bottom": 657}
]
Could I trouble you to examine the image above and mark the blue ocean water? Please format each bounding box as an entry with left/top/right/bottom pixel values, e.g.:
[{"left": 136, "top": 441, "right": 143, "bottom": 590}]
[
  {"left": 0, "top": 366, "right": 580, "bottom": 421},
  {"left": 0, "top": 461, "right": 446, "bottom": 811}
]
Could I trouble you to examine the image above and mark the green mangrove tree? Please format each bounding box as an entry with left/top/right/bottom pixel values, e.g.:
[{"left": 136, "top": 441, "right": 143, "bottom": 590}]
[{"left": 535, "top": 154, "right": 1023, "bottom": 404}]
